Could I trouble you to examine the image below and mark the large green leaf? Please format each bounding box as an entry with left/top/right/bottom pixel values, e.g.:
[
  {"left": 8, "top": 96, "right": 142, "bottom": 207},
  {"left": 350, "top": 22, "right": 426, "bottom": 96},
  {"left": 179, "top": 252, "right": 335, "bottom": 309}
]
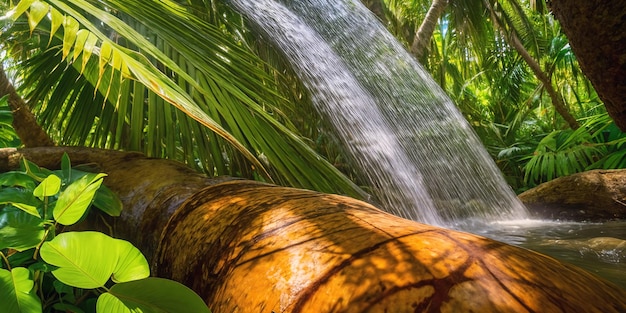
[
  {"left": 0, "top": 208, "right": 45, "bottom": 251},
  {"left": 32, "top": 174, "right": 61, "bottom": 199},
  {"left": 0, "top": 187, "right": 42, "bottom": 218},
  {"left": 96, "top": 278, "right": 210, "bottom": 313},
  {"left": 0, "top": 172, "right": 36, "bottom": 190},
  {"left": 0, "top": 267, "right": 42, "bottom": 313},
  {"left": 52, "top": 172, "right": 106, "bottom": 225},
  {"left": 39, "top": 231, "right": 149, "bottom": 289},
  {"left": 92, "top": 184, "right": 122, "bottom": 217},
  {"left": 110, "top": 238, "right": 150, "bottom": 283}
]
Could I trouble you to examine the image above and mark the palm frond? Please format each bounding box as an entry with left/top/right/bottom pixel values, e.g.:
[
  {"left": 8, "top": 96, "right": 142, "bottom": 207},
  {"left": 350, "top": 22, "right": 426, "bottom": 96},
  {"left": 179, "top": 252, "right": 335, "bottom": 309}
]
[
  {"left": 2, "top": 0, "right": 367, "bottom": 198},
  {"left": 0, "top": 95, "right": 21, "bottom": 147}
]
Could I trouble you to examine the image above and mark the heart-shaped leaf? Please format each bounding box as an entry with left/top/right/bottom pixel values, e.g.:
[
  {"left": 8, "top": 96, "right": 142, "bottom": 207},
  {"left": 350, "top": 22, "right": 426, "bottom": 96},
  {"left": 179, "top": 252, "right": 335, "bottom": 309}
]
[
  {"left": 0, "top": 267, "right": 42, "bottom": 313},
  {"left": 40, "top": 231, "right": 149, "bottom": 289},
  {"left": 96, "top": 278, "right": 210, "bottom": 313}
]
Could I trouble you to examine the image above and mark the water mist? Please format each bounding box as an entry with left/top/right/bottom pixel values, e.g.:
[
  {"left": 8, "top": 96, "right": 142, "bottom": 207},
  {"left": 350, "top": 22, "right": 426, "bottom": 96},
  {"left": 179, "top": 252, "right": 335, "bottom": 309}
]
[{"left": 229, "top": 0, "right": 528, "bottom": 226}]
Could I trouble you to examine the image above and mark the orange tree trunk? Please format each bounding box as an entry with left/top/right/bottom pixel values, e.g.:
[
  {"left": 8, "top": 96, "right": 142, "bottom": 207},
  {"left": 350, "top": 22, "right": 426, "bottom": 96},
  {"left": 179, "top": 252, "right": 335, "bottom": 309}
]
[
  {"left": 2, "top": 147, "right": 625, "bottom": 312},
  {"left": 155, "top": 180, "right": 626, "bottom": 312}
]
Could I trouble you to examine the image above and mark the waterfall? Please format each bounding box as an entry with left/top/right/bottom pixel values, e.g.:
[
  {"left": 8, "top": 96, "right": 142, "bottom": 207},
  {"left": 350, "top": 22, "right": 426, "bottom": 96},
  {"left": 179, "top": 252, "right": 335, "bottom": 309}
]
[{"left": 229, "top": 0, "right": 528, "bottom": 225}]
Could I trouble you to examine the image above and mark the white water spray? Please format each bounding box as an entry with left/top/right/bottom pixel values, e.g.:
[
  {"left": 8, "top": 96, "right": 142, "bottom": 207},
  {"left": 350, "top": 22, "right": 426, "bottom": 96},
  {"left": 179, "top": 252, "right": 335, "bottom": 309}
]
[{"left": 230, "top": 0, "right": 528, "bottom": 225}]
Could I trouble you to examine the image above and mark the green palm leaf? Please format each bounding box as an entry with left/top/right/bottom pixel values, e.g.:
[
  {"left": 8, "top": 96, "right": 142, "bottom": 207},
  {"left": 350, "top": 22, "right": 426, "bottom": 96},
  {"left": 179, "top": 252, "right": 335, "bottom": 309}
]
[{"left": 2, "top": 0, "right": 367, "bottom": 198}]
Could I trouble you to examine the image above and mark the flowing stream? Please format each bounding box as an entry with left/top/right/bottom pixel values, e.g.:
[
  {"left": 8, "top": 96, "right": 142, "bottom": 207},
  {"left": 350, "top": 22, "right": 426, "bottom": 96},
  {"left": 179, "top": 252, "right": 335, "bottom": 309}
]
[{"left": 229, "top": 0, "right": 527, "bottom": 225}]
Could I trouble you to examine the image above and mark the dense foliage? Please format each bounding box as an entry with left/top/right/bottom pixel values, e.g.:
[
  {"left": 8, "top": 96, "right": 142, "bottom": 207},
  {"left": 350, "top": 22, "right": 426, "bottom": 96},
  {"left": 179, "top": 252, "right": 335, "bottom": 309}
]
[
  {"left": 377, "top": 0, "right": 626, "bottom": 191},
  {"left": 0, "top": 154, "right": 209, "bottom": 312},
  {"left": 1, "top": 0, "right": 625, "bottom": 197}
]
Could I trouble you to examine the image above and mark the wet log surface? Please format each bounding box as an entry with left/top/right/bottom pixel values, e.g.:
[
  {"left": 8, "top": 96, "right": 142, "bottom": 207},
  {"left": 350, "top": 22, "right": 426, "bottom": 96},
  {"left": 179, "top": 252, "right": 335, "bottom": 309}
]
[{"left": 1, "top": 147, "right": 625, "bottom": 312}]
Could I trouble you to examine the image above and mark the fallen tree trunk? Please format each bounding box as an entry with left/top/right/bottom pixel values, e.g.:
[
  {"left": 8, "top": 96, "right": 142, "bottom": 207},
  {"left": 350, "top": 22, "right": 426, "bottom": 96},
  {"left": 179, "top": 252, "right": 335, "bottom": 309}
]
[
  {"left": 156, "top": 181, "right": 626, "bottom": 312},
  {"left": 1, "top": 147, "right": 625, "bottom": 312}
]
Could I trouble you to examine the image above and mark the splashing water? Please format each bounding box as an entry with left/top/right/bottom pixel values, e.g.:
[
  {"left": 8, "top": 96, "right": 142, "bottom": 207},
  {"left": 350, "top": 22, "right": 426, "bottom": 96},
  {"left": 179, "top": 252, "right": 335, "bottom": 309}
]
[{"left": 230, "top": 0, "right": 528, "bottom": 225}]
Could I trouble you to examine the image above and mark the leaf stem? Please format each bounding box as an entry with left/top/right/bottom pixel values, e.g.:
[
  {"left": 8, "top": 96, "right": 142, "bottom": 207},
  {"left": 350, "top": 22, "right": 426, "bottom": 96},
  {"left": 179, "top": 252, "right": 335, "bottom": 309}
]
[
  {"left": 33, "top": 226, "right": 53, "bottom": 260},
  {"left": 75, "top": 289, "right": 98, "bottom": 306},
  {"left": 0, "top": 251, "right": 11, "bottom": 270}
]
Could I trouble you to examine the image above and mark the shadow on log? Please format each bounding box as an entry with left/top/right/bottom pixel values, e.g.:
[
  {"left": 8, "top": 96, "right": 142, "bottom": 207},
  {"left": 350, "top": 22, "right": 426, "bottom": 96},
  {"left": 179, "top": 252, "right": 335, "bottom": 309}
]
[{"left": 1, "top": 147, "right": 625, "bottom": 312}]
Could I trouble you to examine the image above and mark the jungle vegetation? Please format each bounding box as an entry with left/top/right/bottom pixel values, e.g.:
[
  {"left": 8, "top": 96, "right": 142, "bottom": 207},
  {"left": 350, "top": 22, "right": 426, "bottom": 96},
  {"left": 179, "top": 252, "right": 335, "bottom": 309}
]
[{"left": 0, "top": 0, "right": 624, "bottom": 197}]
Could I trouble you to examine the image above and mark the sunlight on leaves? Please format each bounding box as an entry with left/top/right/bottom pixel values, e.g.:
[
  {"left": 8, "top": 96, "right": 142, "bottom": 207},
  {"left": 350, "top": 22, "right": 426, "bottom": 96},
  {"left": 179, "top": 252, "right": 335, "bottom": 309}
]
[
  {"left": 40, "top": 232, "right": 149, "bottom": 289},
  {"left": 27, "top": 0, "right": 48, "bottom": 34},
  {"left": 0, "top": 268, "right": 42, "bottom": 313},
  {"left": 53, "top": 173, "right": 106, "bottom": 225},
  {"left": 97, "top": 278, "right": 210, "bottom": 313}
]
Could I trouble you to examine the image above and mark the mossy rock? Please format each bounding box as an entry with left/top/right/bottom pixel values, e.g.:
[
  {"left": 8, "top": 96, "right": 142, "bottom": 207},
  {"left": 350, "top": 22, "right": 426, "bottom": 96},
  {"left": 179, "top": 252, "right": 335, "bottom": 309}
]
[{"left": 519, "top": 169, "right": 626, "bottom": 221}]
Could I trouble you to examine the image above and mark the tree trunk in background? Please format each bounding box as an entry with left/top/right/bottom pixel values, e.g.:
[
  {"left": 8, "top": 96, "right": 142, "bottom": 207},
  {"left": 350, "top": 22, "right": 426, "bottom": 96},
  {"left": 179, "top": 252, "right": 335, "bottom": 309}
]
[
  {"left": 361, "top": 0, "right": 388, "bottom": 25},
  {"left": 0, "top": 65, "right": 55, "bottom": 147},
  {"left": 550, "top": 1, "right": 626, "bottom": 131},
  {"left": 484, "top": 0, "right": 580, "bottom": 130},
  {"left": 1, "top": 146, "right": 625, "bottom": 312},
  {"left": 410, "top": 0, "right": 449, "bottom": 60},
  {"left": 506, "top": 29, "right": 580, "bottom": 129}
]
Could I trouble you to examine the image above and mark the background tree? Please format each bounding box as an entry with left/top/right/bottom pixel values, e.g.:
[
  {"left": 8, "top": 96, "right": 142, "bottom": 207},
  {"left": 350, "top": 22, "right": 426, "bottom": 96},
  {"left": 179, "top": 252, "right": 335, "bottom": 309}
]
[
  {"left": 549, "top": 1, "right": 626, "bottom": 131},
  {"left": 370, "top": 0, "right": 626, "bottom": 190}
]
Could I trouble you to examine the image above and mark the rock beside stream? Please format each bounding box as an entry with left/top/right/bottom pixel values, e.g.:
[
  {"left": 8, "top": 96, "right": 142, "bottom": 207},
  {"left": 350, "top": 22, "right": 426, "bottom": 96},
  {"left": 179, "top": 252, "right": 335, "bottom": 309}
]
[{"left": 519, "top": 169, "right": 626, "bottom": 221}]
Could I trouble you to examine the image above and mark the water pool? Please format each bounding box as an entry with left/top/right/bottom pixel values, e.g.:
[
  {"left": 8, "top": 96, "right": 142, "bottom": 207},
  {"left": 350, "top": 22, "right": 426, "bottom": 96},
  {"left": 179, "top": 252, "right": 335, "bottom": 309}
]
[{"left": 454, "top": 219, "right": 626, "bottom": 290}]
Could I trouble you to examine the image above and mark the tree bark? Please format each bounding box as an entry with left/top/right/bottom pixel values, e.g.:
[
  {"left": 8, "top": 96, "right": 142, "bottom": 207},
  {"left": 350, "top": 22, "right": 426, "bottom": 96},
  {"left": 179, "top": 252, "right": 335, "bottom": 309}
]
[
  {"left": 0, "top": 64, "right": 55, "bottom": 147},
  {"left": 361, "top": 0, "right": 389, "bottom": 25},
  {"left": 1, "top": 147, "right": 625, "bottom": 312},
  {"left": 410, "top": 0, "right": 449, "bottom": 60},
  {"left": 549, "top": 1, "right": 626, "bottom": 131},
  {"left": 484, "top": 0, "right": 580, "bottom": 130}
]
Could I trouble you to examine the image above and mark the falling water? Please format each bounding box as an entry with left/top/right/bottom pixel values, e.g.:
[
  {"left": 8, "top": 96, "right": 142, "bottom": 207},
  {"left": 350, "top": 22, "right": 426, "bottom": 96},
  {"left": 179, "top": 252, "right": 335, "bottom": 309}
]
[{"left": 229, "top": 0, "right": 528, "bottom": 225}]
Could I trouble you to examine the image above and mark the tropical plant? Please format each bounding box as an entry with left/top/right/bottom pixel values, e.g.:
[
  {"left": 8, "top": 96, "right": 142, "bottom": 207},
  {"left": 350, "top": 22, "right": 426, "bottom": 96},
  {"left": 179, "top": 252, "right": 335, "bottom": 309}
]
[
  {"left": 522, "top": 111, "right": 626, "bottom": 187},
  {"left": 522, "top": 125, "right": 600, "bottom": 185},
  {"left": 0, "top": 96, "right": 21, "bottom": 147},
  {"left": 370, "top": 0, "right": 625, "bottom": 191},
  {"left": 589, "top": 118, "right": 626, "bottom": 170},
  {"left": 0, "top": 153, "right": 209, "bottom": 312},
  {"left": 0, "top": 0, "right": 366, "bottom": 199}
]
